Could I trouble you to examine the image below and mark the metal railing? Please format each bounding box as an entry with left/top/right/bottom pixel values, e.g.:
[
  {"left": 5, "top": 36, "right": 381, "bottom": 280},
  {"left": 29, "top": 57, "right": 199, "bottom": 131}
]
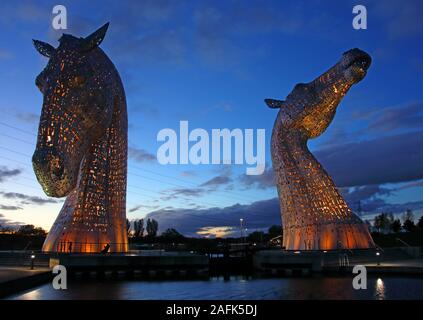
[
  {"left": 53, "top": 241, "right": 128, "bottom": 253},
  {"left": 396, "top": 238, "right": 411, "bottom": 247}
]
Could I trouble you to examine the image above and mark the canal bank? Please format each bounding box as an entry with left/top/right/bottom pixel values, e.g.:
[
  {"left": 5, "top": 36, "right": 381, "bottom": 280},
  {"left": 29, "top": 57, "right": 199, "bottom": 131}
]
[
  {"left": 0, "top": 267, "right": 52, "bottom": 298},
  {"left": 1, "top": 247, "right": 423, "bottom": 298}
]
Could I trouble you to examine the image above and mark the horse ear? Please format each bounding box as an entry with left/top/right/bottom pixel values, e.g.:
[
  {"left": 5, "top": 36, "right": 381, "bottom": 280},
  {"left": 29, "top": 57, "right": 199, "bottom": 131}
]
[
  {"left": 265, "top": 99, "right": 286, "bottom": 109},
  {"left": 33, "top": 40, "right": 55, "bottom": 58},
  {"left": 80, "top": 22, "right": 109, "bottom": 52}
]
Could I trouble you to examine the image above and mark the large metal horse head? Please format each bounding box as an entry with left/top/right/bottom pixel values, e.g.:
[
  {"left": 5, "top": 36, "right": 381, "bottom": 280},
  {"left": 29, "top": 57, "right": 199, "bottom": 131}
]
[{"left": 32, "top": 23, "right": 128, "bottom": 252}]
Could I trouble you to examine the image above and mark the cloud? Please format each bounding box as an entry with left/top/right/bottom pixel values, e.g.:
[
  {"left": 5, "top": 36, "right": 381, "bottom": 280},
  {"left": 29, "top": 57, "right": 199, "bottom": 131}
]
[
  {"left": 316, "top": 130, "right": 423, "bottom": 187},
  {"left": 181, "top": 170, "right": 197, "bottom": 177},
  {"left": 336, "top": 182, "right": 423, "bottom": 217},
  {"left": 238, "top": 130, "right": 423, "bottom": 190},
  {"left": 0, "top": 204, "right": 22, "bottom": 210},
  {"left": 146, "top": 197, "right": 281, "bottom": 237},
  {"left": 128, "top": 147, "right": 156, "bottom": 163},
  {"left": 0, "top": 191, "right": 58, "bottom": 205},
  {"left": 128, "top": 204, "right": 160, "bottom": 213},
  {"left": 340, "top": 185, "right": 395, "bottom": 213},
  {"left": 362, "top": 199, "right": 423, "bottom": 217},
  {"left": 145, "top": 190, "right": 423, "bottom": 237},
  {"left": 0, "top": 167, "right": 22, "bottom": 182},
  {"left": 354, "top": 102, "right": 423, "bottom": 133},
  {"left": 397, "top": 180, "right": 423, "bottom": 190},
  {"left": 196, "top": 226, "right": 236, "bottom": 238},
  {"left": 160, "top": 188, "right": 206, "bottom": 201},
  {"left": 239, "top": 166, "right": 275, "bottom": 189},
  {"left": 200, "top": 175, "right": 232, "bottom": 187},
  {"left": 15, "top": 112, "right": 39, "bottom": 124},
  {"left": 341, "top": 185, "right": 393, "bottom": 204},
  {"left": 0, "top": 213, "right": 25, "bottom": 229}
]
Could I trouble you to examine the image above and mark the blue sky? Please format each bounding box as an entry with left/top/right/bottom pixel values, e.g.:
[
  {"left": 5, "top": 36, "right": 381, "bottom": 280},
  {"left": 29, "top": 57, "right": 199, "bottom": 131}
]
[{"left": 0, "top": 0, "right": 422, "bottom": 237}]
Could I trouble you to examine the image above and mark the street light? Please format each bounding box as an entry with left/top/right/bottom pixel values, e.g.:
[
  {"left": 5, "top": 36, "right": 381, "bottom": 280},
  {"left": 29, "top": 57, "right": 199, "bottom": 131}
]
[
  {"left": 376, "top": 251, "right": 381, "bottom": 266},
  {"left": 239, "top": 218, "right": 244, "bottom": 242},
  {"left": 30, "top": 254, "right": 35, "bottom": 270}
]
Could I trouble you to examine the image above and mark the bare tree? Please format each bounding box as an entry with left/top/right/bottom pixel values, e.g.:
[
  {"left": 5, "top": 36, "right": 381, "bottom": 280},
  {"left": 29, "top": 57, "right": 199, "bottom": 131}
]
[
  {"left": 134, "top": 219, "right": 145, "bottom": 237},
  {"left": 126, "top": 219, "right": 131, "bottom": 237},
  {"left": 146, "top": 218, "right": 158, "bottom": 237}
]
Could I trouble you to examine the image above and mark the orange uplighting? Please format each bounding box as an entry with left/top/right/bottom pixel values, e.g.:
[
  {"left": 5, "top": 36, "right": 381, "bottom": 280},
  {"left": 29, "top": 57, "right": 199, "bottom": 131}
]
[
  {"left": 33, "top": 23, "right": 128, "bottom": 253},
  {"left": 268, "top": 49, "right": 374, "bottom": 251}
]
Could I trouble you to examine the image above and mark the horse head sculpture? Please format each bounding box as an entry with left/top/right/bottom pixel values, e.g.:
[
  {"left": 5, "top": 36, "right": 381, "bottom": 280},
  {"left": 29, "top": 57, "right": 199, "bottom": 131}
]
[
  {"left": 32, "top": 23, "right": 128, "bottom": 252},
  {"left": 266, "top": 48, "right": 374, "bottom": 250}
]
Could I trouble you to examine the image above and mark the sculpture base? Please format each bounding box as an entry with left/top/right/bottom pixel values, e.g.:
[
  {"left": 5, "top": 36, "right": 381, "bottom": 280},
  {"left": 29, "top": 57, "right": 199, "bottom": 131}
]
[{"left": 283, "top": 222, "right": 374, "bottom": 251}]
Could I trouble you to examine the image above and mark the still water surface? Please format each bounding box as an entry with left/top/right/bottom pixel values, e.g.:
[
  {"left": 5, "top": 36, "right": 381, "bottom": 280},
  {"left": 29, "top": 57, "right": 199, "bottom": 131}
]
[{"left": 9, "top": 275, "right": 423, "bottom": 300}]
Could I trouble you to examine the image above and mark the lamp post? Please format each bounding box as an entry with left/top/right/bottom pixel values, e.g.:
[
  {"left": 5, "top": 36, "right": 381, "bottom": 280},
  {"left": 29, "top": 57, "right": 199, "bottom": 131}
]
[
  {"left": 239, "top": 218, "right": 244, "bottom": 243},
  {"left": 376, "top": 251, "right": 380, "bottom": 266},
  {"left": 30, "top": 254, "right": 35, "bottom": 270}
]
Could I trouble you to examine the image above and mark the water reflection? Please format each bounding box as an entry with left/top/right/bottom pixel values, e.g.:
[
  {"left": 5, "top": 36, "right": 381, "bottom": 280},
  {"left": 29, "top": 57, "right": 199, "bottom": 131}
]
[
  {"left": 374, "top": 278, "right": 386, "bottom": 300},
  {"left": 9, "top": 275, "right": 423, "bottom": 300},
  {"left": 20, "top": 288, "right": 42, "bottom": 300}
]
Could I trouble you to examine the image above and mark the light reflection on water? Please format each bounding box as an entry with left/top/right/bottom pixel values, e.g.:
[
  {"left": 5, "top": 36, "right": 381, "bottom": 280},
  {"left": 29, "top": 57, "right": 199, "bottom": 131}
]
[
  {"left": 375, "top": 278, "right": 386, "bottom": 300},
  {"left": 9, "top": 275, "right": 423, "bottom": 300}
]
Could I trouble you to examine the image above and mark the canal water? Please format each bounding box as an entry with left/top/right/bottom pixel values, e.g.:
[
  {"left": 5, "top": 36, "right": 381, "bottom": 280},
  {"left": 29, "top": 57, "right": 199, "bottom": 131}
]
[{"left": 8, "top": 275, "right": 423, "bottom": 300}]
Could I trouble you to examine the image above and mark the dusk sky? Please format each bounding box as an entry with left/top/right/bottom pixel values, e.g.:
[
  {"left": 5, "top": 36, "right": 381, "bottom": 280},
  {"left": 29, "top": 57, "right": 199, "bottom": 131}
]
[{"left": 0, "top": 0, "right": 422, "bottom": 237}]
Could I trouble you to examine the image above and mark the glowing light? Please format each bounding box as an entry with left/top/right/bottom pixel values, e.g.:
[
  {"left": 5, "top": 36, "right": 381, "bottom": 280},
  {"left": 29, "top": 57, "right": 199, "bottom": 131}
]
[
  {"left": 32, "top": 23, "right": 128, "bottom": 253},
  {"left": 196, "top": 226, "right": 235, "bottom": 238},
  {"left": 267, "top": 49, "right": 374, "bottom": 250},
  {"left": 375, "top": 278, "right": 385, "bottom": 300}
]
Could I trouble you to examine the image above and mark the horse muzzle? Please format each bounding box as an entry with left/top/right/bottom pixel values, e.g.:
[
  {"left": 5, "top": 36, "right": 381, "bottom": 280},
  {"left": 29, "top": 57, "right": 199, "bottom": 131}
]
[{"left": 32, "top": 150, "right": 75, "bottom": 197}]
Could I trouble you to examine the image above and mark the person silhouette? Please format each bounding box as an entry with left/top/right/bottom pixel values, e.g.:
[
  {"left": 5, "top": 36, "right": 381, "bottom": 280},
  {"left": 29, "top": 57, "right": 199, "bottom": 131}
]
[{"left": 101, "top": 243, "right": 110, "bottom": 254}]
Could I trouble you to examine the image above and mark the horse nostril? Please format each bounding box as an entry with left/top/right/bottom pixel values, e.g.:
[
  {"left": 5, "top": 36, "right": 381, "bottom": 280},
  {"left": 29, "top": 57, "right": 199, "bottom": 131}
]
[
  {"left": 50, "top": 158, "right": 64, "bottom": 180},
  {"left": 32, "top": 151, "right": 47, "bottom": 174}
]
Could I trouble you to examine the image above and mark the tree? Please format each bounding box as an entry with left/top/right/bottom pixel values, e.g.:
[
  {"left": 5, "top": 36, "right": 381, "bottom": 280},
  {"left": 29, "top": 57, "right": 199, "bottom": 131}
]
[
  {"left": 17, "top": 225, "right": 46, "bottom": 236},
  {"left": 403, "top": 209, "right": 415, "bottom": 224},
  {"left": 403, "top": 219, "right": 416, "bottom": 232},
  {"left": 126, "top": 219, "right": 131, "bottom": 236},
  {"left": 390, "top": 219, "right": 402, "bottom": 233},
  {"left": 133, "top": 219, "right": 144, "bottom": 237},
  {"left": 402, "top": 209, "right": 416, "bottom": 232},
  {"left": 146, "top": 218, "right": 158, "bottom": 237},
  {"left": 247, "top": 231, "right": 265, "bottom": 243},
  {"left": 161, "top": 228, "right": 184, "bottom": 240},
  {"left": 418, "top": 216, "right": 423, "bottom": 230},
  {"left": 268, "top": 225, "right": 282, "bottom": 238},
  {"left": 373, "top": 212, "right": 394, "bottom": 233}
]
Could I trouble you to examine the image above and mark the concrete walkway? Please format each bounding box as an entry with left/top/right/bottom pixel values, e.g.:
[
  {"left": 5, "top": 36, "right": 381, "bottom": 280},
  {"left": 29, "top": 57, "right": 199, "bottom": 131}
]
[
  {"left": 0, "top": 266, "right": 50, "bottom": 284},
  {"left": 361, "top": 259, "right": 423, "bottom": 274},
  {"left": 324, "top": 259, "right": 423, "bottom": 275},
  {"left": 362, "top": 258, "right": 423, "bottom": 268},
  {"left": 0, "top": 266, "right": 51, "bottom": 298}
]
